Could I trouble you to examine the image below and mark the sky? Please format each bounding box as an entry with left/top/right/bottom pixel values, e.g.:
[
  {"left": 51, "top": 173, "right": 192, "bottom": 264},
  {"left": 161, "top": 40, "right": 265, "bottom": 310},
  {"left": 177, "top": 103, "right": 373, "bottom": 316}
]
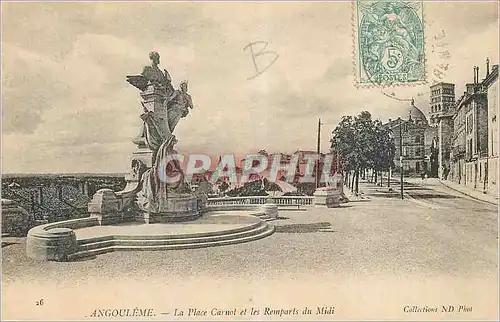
[{"left": 1, "top": 1, "right": 498, "bottom": 173}]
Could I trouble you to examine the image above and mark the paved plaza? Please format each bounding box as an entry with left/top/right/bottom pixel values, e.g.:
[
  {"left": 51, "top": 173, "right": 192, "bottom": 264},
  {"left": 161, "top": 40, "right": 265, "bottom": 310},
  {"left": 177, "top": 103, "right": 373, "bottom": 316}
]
[
  {"left": 74, "top": 211, "right": 261, "bottom": 240},
  {"left": 2, "top": 179, "right": 498, "bottom": 320},
  {"left": 3, "top": 179, "right": 497, "bottom": 283}
]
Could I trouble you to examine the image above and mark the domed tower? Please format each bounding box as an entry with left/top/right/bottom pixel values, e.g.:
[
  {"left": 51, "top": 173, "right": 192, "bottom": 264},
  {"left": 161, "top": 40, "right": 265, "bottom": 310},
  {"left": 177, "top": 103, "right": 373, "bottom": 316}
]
[
  {"left": 406, "top": 99, "right": 429, "bottom": 126},
  {"left": 390, "top": 99, "right": 429, "bottom": 177}
]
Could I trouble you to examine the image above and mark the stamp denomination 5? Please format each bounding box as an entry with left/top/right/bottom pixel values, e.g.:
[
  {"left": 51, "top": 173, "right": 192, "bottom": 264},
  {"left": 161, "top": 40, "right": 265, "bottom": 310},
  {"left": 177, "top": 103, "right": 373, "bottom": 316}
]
[{"left": 353, "top": 0, "right": 426, "bottom": 87}]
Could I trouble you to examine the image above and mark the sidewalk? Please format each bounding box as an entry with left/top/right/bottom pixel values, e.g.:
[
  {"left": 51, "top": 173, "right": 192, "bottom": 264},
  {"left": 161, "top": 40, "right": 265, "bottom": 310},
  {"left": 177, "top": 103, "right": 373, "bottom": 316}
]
[
  {"left": 439, "top": 179, "right": 498, "bottom": 205},
  {"left": 342, "top": 184, "right": 369, "bottom": 201},
  {"left": 362, "top": 175, "right": 499, "bottom": 205},
  {"left": 342, "top": 179, "right": 398, "bottom": 201}
]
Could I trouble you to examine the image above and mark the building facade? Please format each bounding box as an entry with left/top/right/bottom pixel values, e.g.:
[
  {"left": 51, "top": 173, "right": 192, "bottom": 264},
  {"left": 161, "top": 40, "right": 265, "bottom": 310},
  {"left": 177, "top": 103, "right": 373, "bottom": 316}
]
[
  {"left": 484, "top": 63, "right": 498, "bottom": 196},
  {"left": 386, "top": 100, "right": 430, "bottom": 176},
  {"left": 449, "top": 62, "right": 495, "bottom": 195},
  {"left": 450, "top": 92, "right": 467, "bottom": 184},
  {"left": 430, "top": 82, "right": 456, "bottom": 126}
]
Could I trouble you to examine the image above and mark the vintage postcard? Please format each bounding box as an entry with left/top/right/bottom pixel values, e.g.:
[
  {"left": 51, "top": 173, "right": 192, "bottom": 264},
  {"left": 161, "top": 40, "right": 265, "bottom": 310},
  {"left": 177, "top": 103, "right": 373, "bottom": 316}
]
[{"left": 1, "top": 1, "right": 499, "bottom": 321}]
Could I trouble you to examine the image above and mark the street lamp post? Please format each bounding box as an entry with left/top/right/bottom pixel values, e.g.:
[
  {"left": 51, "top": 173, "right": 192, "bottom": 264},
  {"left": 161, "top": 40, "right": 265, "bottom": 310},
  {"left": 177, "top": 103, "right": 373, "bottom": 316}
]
[
  {"left": 399, "top": 117, "right": 404, "bottom": 200},
  {"left": 316, "top": 118, "right": 322, "bottom": 189}
]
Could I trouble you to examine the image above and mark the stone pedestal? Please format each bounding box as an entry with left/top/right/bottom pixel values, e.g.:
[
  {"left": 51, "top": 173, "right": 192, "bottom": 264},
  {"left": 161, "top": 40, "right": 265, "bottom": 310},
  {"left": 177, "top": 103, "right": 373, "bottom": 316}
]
[
  {"left": 314, "top": 187, "right": 341, "bottom": 208},
  {"left": 136, "top": 193, "right": 200, "bottom": 223},
  {"left": 26, "top": 227, "right": 77, "bottom": 261},
  {"left": 130, "top": 146, "right": 155, "bottom": 169},
  {"left": 260, "top": 203, "right": 278, "bottom": 219},
  {"left": 88, "top": 189, "right": 121, "bottom": 225},
  {"left": 195, "top": 191, "right": 209, "bottom": 214},
  {"left": 131, "top": 84, "right": 170, "bottom": 168},
  {"left": 141, "top": 84, "right": 169, "bottom": 135}
]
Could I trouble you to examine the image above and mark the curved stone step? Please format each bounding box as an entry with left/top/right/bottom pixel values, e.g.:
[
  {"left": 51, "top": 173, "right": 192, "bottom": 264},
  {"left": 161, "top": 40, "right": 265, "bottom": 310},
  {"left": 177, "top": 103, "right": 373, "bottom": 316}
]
[
  {"left": 78, "top": 222, "right": 270, "bottom": 251},
  {"left": 77, "top": 220, "right": 263, "bottom": 246},
  {"left": 253, "top": 212, "right": 280, "bottom": 221},
  {"left": 254, "top": 213, "right": 272, "bottom": 220},
  {"left": 69, "top": 225, "right": 274, "bottom": 260}
]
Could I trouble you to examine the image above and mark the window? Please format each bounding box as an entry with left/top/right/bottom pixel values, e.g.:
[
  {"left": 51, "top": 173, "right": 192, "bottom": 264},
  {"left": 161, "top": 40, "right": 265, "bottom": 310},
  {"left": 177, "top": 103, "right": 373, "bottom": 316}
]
[
  {"left": 466, "top": 115, "right": 474, "bottom": 133},
  {"left": 415, "top": 135, "right": 421, "bottom": 144}
]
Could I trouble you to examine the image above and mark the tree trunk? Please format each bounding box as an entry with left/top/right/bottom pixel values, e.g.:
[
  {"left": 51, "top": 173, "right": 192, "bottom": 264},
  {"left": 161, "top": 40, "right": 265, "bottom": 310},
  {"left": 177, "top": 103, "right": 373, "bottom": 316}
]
[{"left": 355, "top": 168, "right": 359, "bottom": 194}]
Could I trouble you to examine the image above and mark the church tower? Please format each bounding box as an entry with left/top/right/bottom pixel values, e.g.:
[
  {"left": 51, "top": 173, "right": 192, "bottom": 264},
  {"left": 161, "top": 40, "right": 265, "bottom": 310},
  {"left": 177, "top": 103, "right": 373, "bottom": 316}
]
[{"left": 429, "top": 82, "right": 456, "bottom": 125}]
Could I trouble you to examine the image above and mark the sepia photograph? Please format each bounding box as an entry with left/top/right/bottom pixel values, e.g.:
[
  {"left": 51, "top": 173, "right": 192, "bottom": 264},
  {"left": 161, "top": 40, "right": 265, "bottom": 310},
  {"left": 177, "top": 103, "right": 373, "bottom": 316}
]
[{"left": 1, "top": 1, "right": 499, "bottom": 320}]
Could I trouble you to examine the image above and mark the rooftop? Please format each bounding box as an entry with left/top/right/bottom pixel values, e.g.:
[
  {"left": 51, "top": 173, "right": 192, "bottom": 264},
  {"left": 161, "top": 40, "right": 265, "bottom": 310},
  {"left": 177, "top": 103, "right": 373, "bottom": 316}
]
[{"left": 430, "top": 82, "right": 455, "bottom": 88}]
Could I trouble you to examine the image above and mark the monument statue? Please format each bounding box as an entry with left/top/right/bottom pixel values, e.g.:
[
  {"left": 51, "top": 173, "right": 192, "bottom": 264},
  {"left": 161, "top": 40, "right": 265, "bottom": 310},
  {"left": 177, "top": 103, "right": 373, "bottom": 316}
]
[
  {"left": 127, "top": 51, "right": 174, "bottom": 95},
  {"left": 165, "top": 81, "right": 194, "bottom": 132},
  {"left": 122, "top": 51, "right": 199, "bottom": 222},
  {"left": 128, "top": 52, "right": 195, "bottom": 138}
]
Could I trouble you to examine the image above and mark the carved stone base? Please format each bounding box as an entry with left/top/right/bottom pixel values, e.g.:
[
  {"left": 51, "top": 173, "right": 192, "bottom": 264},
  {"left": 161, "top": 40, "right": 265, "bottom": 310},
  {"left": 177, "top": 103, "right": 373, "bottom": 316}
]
[
  {"left": 135, "top": 194, "right": 200, "bottom": 223},
  {"left": 88, "top": 189, "right": 121, "bottom": 225},
  {"left": 260, "top": 203, "right": 278, "bottom": 219},
  {"left": 314, "top": 187, "right": 341, "bottom": 208},
  {"left": 26, "top": 227, "right": 77, "bottom": 261},
  {"left": 131, "top": 147, "right": 154, "bottom": 169}
]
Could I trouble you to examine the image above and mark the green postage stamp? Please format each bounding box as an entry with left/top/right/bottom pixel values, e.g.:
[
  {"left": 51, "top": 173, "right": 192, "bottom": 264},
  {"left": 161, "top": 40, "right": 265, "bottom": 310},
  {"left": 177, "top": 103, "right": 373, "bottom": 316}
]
[{"left": 353, "top": 1, "right": 425, "bottom": 87}]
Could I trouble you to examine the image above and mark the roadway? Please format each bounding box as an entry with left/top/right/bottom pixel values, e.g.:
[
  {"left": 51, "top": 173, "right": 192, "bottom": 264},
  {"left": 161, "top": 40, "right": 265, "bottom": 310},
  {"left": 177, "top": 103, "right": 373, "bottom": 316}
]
[{"left": 2, "top": 177, "right": 498, "bottom": 320}]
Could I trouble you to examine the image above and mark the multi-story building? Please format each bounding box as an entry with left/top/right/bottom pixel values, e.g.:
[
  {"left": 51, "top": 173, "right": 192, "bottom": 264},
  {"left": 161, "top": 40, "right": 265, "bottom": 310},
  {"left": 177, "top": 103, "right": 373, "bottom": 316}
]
[
  {"left": 449, "top": 64, "right": 490, "bottom": 192},
  {"left": 483, "top": 62, "right": 498, "bottom": 196},
  {"left": 430, "top": 82, "right": 456, "bottom": 126},
  {"left": 450, "top": 93, "right": 467, "bottom": 183},
  {"left": 386, "top": 100, "right": 429, "bottom": 176}
]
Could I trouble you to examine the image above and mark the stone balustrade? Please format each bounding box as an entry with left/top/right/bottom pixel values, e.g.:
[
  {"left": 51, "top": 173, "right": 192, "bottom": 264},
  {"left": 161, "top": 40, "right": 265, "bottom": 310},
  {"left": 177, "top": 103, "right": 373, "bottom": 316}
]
[{"left": 206, "top": 196, "right": 313, "bottom": 207}]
